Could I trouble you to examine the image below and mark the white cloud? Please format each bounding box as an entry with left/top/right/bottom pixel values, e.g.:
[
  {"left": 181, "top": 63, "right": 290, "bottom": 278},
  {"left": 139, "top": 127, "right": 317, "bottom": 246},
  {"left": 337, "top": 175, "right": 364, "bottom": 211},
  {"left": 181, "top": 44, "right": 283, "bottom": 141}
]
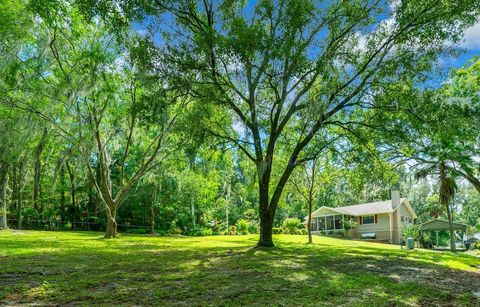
[
  {"left": 135, "top": 28, "right": 148, "bottom": 36},
  {"left": 461, "top": 21, "right": 480, "bottom": 49}
]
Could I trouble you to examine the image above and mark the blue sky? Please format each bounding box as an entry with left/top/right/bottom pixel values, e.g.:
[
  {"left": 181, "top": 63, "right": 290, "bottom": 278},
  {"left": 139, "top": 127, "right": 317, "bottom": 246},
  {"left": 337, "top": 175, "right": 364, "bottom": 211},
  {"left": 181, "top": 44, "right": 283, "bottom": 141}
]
[
  {"left": 132, "top": 11, "right": 480, "bottom": 74},
  {"left": 443, "top": 21, "right": 480, "bottom": 69}
]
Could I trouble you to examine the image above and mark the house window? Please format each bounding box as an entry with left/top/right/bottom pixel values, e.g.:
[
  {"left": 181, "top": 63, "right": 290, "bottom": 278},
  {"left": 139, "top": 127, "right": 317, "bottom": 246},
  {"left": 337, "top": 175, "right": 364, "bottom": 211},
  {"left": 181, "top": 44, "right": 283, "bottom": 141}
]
[
  {"left": 311, "top": 219, "right": 317, "bottom": 231},
  {"left": 362, "top": 215, "right": 375, "bottom": 225},
  {"left": 401, "top": 216, "right": 410, "bottom": 223}
]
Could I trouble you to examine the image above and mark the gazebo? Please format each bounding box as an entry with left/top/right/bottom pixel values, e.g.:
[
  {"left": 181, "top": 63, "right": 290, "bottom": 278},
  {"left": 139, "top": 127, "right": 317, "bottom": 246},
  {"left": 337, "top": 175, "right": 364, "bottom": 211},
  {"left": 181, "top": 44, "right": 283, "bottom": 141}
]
[{"left": 420, "top": 219, "right": 467, "bottom": 249}]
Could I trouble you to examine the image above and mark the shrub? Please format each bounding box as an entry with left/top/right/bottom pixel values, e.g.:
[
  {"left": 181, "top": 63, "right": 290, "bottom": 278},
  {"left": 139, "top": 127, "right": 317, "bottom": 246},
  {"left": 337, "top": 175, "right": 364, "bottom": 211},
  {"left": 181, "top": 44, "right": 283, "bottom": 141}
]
[
  {"left": 299, "top": 229, "right": 308, "bottom": 235},
  {"left": 248, "top": 222, "right": 258, "bottom": 234},
  {"left": 208, "top": 219, "right": 223, "bottom": 233},
  {"left": 332, "top": 230, "right": 344, "bottom": 238},
  {"left": 272, "top": 227, "right": 283, "bottom": 234},
  {"left": 187, "top": 226, "right": 212, "bottom": 236},
  {"left": 402, "top": 224, "right": 421, "bottom": 241},
  {"left": 237, "top": 219, "right": 250, "bottom": 235},
  {"left": 201, "top": 228, "right": 213, "bottom": 236},
  {"left": 168, "top": 227, "right": 182, "bottom": 235},
  {"left": 243, "top": 208, "right": 258, "bottom": 221},
  {"left": 228, "top": 225, "right": 237, "bottom": 235},
  {"left": 419, "top": 232, "right": 432, "bottom": 248},
  {"left": 343, "top": 219, "right": 358, "bottom": 231},
  {"left": 341, "top": 218, "right": 358, "bottom": 238},
  {"left": 282, "top": 218, "right": 303, "bottom": 234},
  {"left": 125, "top": 228, "right": 149, "bottom": 234}
]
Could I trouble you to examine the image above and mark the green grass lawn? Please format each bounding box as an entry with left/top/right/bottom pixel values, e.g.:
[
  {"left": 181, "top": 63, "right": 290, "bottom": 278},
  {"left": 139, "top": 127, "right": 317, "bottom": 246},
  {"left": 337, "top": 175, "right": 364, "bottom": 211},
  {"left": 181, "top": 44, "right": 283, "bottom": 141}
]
[{"left": 1, "top": 231, "right": 479, "bottom": 306}]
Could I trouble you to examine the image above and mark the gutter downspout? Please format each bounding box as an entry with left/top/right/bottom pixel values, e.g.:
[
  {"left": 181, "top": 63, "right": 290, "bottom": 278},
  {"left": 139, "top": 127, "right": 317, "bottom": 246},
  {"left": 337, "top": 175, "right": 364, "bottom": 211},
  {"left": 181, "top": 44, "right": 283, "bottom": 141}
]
[{"left": 389, "top": 212, "right": 393, "bottom": 244}]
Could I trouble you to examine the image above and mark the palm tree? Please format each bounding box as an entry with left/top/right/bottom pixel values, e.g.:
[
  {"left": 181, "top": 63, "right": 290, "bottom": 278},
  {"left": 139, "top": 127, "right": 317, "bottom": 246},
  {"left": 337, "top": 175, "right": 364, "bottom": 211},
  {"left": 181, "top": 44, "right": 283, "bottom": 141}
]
[
  {"left": 416, "top": 160, "right": 458, "bottom": 251},
  {"left": 438, "top": 162, "right": 458, "bottom": 252}
]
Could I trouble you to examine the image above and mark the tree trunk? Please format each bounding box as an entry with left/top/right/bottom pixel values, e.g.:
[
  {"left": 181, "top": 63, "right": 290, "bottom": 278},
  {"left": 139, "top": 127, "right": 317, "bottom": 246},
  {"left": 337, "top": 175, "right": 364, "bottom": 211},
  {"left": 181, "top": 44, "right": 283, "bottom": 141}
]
[
  {"left": 0, "top": 161, "right": 9, "bottom": 230},
  {"left": 12, "top": 163, "right": 18, "bottom": 228},
  {"left": 257, "top": 157, "right": 274, "bottom": 247},
  {"left": 13, "top": 160, "right": 25, "bottom": 229},
  {"left": 105, "top": 215, "right": 117, "bottom": 238},
  {"left": 33, "top": 128, "right": 47, "bottom": 215},
  {"left": 256, "top": 156, "right": 296, "bottom": 247},
  {"left": 307, "top": 201, "right": 313, "bottom": 244},
  {"left": 0, "top": 162, "right": 8, "bottom": 229},
  {"left": 104, "top": 202, "right": 118, "bottom": 238},
  {"left": 445, "top": 202, "right": 456, "bottom": 252},
  {"left": 150, "top": 204, "right": 155, "bottom": 234},
  {"left": 60, "top": 165, "right": 66, "bottom": 222},
  {"left": 66, "top": 162, "right": 76, "bottom": 230},
  {"left": 17, "top": 182, "right": 23, "bottom": 229},
  {"left": 258, "top": 208, "right": 274, "bottom": 247}
]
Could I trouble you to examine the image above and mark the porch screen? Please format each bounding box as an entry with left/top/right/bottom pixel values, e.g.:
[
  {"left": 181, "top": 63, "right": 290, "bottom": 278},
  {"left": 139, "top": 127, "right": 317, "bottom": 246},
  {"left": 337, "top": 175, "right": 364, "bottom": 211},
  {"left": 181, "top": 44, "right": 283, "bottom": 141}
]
[
  {"left": 318, "top": 217, "right": 325, "bottom": 230},
  {"left": 326, "top": 216, "right": 334, "bottom": 230},
  {"left": 334, "top": 215, "right": 342, "bottom": 229}
]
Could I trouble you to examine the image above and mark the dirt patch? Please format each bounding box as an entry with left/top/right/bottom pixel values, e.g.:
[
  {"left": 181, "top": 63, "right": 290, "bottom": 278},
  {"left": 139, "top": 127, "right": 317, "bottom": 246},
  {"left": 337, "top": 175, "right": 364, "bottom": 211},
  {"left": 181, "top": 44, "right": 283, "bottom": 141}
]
[
  {"left": 1, "top": 301, "right": 56, "bottom": 306},
  {"left": 340, "top": 257, "right": 480, "bottom": 294}
]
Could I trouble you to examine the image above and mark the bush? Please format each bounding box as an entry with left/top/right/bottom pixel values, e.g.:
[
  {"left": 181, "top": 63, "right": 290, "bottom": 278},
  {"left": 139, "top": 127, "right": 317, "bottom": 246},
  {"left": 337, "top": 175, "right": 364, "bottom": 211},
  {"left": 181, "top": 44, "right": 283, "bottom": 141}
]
[
  {"left": 282, "top": 218, "right": 303, "bottom": 234},
  {"left": 272, "top": 227, "right": 283, "bottom": 234},
  {"left": 228, "top": 225, "right": 237, "bottom": 235},
  {"left": 208, "top": 219, "right": 223, "bottom": 233},
  {"left": 237, "top": 219, "right": 250, "bottom": 235},
  {"left": 419, "top": 232, "right": 432, "bottom": 248},
  {"left": 343, "top": 219, "right": 358, "bottom": 231},
  {"left": 402, "top": 224, "right": 421, "bottom": 241},
  {"left": 168, "top": 227, "right": 182, "bottom": 235},
  {"left": 125, "top": 228, "right": 149, "bottom": 234},
  {"left": 332, "top": 230, "right": 344, "bottom": 238},
  {"left": 187, "top": 226, "right": 213, "bottom": 236},
  {"left": 201, "top": 228, "right": 213, "bottom": 236},
  {"left": 248, "top": 223, "right": 258, "bottom": 234},
  {"left": 155, "top": 230, "right": 167, "bottom": 236}
]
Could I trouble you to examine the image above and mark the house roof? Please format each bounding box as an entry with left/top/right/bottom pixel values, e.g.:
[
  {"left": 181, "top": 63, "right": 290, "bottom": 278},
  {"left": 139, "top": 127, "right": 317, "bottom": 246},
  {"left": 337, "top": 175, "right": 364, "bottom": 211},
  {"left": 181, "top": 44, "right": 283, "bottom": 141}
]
[
  {"left": 311, "top": 198, "right": 416, "bottom": 217},
  {"left": 420, "top": 219, "right": 467, "bottom": 231}
]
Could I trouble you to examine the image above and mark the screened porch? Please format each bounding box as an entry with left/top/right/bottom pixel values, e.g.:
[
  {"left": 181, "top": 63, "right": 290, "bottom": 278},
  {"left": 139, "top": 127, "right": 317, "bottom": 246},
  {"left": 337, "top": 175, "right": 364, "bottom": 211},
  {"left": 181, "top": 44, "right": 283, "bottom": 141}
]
[{"left": 310, "top": 214, "right": 353, "bottom": 232}]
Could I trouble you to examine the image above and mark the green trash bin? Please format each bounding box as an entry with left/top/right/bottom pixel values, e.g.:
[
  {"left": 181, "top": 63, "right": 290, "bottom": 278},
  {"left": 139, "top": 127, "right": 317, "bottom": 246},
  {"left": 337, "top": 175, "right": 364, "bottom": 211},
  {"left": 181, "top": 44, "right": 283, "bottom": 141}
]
[{"left": 407, "top": 237, "right": 415, "bottom": 249}]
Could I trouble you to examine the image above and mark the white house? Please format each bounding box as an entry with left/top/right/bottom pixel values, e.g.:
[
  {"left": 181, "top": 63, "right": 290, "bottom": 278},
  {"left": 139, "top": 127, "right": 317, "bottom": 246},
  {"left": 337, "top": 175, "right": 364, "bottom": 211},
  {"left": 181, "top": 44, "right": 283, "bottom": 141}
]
[{"left": 308, "top": 190, "right": 417, "bottom": 244}]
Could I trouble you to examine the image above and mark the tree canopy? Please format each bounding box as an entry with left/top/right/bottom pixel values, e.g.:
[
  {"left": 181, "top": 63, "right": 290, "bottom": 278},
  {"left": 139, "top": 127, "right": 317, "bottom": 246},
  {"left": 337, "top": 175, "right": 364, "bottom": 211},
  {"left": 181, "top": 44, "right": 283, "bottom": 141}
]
[{"left": 0, "top": 0, "right": 479, "bottom": 248}]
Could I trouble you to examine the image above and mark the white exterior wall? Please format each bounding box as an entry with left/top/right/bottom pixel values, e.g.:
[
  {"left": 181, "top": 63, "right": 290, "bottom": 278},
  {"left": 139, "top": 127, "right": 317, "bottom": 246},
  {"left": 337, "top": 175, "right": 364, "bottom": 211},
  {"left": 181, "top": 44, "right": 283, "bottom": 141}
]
[
  {"left": 394, "top": 202, "right": 415, "bottom": 244},
  {"left": 351, "top": 213, "right": 391, "bottom": 241},
  {"left": 309, "top": 200, "right": 417, "bottom": 244}
]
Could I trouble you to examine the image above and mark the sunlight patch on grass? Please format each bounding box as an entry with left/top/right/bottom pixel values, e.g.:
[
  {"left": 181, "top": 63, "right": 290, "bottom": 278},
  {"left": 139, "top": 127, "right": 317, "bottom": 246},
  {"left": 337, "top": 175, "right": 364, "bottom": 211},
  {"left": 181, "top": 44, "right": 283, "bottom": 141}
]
[{"left": 0, "top": 230, "right": 479, "bottom": 306}]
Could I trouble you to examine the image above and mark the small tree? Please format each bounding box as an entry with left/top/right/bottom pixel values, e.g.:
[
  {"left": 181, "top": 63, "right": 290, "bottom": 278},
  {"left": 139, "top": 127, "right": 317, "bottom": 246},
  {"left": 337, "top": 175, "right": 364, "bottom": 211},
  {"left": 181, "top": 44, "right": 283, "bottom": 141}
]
[
  {"left": 343, "top": 218, "right": 358, "bottom": 239},
  {"left": 402, "top": 224, "right": 421, "bottom": 241},
  {"left": 237, "top": 219, "right": 250, "bottom": 235},
  {"left": 290, "top": 153, "right": 338, "bottom": 243},
  {"left": 290, "top": 158, "right": 320, "bottom": 243}
]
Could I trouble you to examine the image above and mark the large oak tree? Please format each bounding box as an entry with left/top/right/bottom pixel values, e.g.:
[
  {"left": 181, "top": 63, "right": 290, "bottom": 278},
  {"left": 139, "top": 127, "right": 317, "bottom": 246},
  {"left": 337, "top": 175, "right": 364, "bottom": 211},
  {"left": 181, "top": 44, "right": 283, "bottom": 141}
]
[{"left": 153, "top": 0, "right": 480, "bottom": 246}]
